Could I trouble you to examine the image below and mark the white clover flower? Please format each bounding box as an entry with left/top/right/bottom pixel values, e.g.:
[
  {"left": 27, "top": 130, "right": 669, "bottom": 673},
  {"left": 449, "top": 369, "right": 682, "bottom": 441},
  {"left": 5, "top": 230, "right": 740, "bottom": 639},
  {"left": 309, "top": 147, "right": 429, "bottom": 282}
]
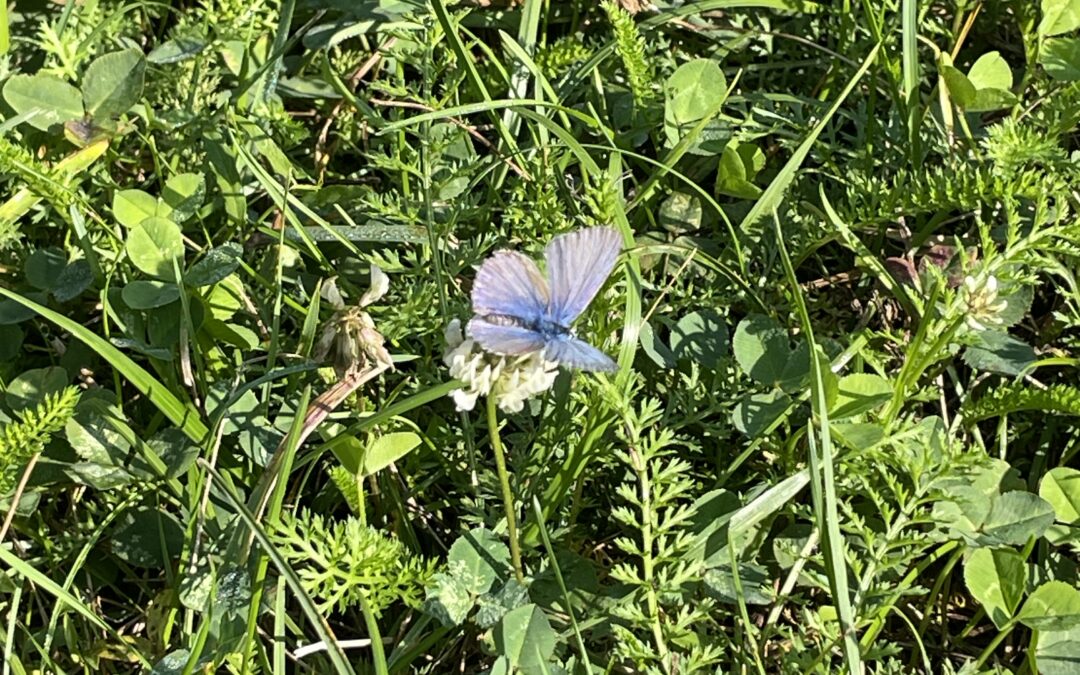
[
  {"left": 443, "top": 319, "right": 559, "bottom": 413},
  {"left": 962, "top": 274, "right": 1008, "bottom": 332}
]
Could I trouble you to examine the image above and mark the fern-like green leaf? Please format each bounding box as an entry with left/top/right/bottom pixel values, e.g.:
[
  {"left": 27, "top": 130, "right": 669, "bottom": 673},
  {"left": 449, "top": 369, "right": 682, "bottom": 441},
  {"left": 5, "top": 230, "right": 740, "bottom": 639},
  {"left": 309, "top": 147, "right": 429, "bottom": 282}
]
[
  {"left": 962, "top": 383, "right": 1080, "bottom": 423},
  {"left": 0, "top": 386, "right": 82, "bottom": 492}
]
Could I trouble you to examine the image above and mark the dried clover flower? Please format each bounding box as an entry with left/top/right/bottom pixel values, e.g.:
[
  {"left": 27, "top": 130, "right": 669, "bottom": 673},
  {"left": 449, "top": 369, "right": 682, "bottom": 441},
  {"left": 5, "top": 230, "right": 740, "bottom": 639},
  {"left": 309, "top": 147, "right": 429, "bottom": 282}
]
[
  {"left": 962, "top": 274, "right": 1008, "bottom": 332},
  {"left": 315, "top": 266, "right": 393, "bottom": 377},
  {"left": 443, "top": 319, "right": 559, "bottom": 413}
]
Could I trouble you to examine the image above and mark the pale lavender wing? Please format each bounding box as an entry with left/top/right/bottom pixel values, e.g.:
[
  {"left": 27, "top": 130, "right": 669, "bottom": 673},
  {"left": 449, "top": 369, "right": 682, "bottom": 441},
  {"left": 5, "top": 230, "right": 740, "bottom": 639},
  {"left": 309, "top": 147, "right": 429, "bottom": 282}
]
[
  {"left": 545, "top": 226, "right": 623, "bottom": 326},
  {"left": 544, "top": 337, "right": 617, "bottom": 372},
  {"left": 467, "top": 317, "right": 546, "bottom": 355},
  {"left": 471, "top": 250, "right": 548, "bottom": 323}
]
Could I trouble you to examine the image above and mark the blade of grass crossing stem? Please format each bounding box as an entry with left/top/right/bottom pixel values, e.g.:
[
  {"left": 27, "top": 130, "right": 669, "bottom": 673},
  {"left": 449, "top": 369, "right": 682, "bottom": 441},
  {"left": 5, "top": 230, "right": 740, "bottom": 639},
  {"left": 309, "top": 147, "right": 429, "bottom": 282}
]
[
  {"left": 607, "top": 153, "right": 643, "bottom": 384},
  {"left": 902, "top": 0, "right": 921, "bottom": 165},
  {"left": 532, "top": 497, "right": 591, "bottom": 672},
  {"left": 498, "top": 31, "right": 573, "bottom": 132},
  {"left": 379, "top": 99, "right": 600, "bottom": 135},
  {"left": 775, "top": 214, "right": 861, "bottom": 673},
  {"left": 502, "top": 0, "right": 542, "bottom": 137},
  {"left": 430, "top": 0, "right": 521, "bottom": 157},
  {"left": 738, "top": 43, "right": 879, "bottom": 237},
  {"left": 312, "top": 379, "right": 462, "bottom": 464},
  {"left": 199, "top": 460, "right": 362, "bottom": 675},
  {"left": 242, "top": 386, "right": 312, "bottom": 673},
  {"left": 0, "top": 547, "right": 152, "bottom": 667},
  {"left": 0, "top": 287, "right": 209, "bottom": 445},
  {"left": 3, "top": 585, "right": 21, "bottom": 675}
]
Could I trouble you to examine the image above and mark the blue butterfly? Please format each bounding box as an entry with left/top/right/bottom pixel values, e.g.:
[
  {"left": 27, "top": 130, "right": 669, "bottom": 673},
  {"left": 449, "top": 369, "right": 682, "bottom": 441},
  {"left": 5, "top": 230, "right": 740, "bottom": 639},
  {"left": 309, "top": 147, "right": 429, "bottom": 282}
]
[{"left": 468, "top": 226, "right": 622, "bottom": 372}]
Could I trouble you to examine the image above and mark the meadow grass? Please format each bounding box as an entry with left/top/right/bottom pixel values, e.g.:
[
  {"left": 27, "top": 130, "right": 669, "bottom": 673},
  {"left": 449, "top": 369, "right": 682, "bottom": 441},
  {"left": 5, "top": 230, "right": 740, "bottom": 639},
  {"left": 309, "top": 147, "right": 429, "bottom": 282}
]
[{"left": 1, "top": 1, "right": 1080, "bottom": 673}]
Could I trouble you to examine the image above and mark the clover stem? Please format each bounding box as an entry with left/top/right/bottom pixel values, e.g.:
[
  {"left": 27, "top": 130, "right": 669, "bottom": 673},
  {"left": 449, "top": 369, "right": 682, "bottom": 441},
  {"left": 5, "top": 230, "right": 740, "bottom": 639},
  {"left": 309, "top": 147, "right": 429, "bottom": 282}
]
[{"left": 487, "top": 395, "right": 524, "bottom": 583}]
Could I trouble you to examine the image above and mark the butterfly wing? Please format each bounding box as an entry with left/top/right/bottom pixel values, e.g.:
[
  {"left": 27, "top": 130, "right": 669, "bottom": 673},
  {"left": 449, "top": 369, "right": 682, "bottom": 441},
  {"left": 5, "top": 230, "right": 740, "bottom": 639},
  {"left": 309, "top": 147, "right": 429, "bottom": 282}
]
[
  {"left": 544, "top": 337, "right": 617, "bottom": 372},
  {"left": 471, "top": 250, "right": 548, "bottom": 322},
  {"left": 468, "top": 317, "right": 547, "bottom": 355},
  {"left": 545, "top": 226, "right": 623, "bottom": 327}
]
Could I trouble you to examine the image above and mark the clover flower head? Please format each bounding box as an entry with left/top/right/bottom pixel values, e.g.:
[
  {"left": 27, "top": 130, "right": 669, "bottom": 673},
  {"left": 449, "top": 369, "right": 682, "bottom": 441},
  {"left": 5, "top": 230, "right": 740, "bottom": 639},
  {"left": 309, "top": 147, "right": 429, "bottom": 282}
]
[
  {"left": 315, "top": 266, "right": 394, "bottom": 377},
  {"left": 962, "top": 274, "right": 1008, "bottom": 332},
  {"left": 443, "top": 319, "right": 559, "bottom": 413}
]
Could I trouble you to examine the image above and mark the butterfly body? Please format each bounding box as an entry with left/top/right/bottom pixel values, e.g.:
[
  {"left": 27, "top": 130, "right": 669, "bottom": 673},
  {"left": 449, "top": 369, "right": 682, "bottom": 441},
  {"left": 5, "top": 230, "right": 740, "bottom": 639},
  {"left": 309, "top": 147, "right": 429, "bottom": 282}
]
[{"left": 468, "top": 227, "right": 623, "bottom": 372}]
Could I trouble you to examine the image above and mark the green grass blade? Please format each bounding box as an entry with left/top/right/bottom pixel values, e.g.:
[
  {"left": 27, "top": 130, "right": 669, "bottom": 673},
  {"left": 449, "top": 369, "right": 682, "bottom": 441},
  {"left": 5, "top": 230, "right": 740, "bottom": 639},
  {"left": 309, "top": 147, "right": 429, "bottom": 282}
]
[
  {"left": 775, "top": 214, "right": 861, "bottom": 673},
  {"left": 199, "top": 460, "right": 359, "bottom": 675},
  {"left": 738, "top": 43, "right": 880, "bottom": 237}
]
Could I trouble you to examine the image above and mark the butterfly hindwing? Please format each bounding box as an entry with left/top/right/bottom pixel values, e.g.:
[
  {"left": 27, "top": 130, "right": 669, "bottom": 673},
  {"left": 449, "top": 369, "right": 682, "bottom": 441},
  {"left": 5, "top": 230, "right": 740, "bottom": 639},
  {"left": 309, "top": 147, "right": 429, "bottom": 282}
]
[
  {"left": 472, "top": 250, "right": 549, "bottom": 322},
  {"left": 545, "top": 226, "right": 623, "bottom": 327},
  {"left": 544, "top": 337, "right": 618, "bottom": 372},
  {"left": 468, "top": 317, "right": 547, "bottom": 356}
]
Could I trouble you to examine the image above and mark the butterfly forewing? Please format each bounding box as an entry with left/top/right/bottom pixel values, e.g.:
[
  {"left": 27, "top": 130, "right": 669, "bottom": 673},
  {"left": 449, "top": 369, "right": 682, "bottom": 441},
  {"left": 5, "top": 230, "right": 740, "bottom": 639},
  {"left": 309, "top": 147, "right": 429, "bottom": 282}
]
[
  {"left": 471, "top": 250, "right": 549, "bottom": 322},
  {"left": 545, "top": 227, "right": 623, "bottom": 327},
  {"left": 468, "top": 317, "right": 547, "bottom": 355},
  {"left": 544, "top": 338, "right": 618, "bottom": 372}
]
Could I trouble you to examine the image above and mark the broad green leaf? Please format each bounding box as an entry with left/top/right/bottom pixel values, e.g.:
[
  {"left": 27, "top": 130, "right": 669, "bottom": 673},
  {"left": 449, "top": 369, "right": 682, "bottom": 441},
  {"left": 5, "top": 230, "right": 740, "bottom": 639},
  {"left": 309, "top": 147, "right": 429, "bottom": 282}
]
[
  {"left": 1041, "top": 37, "right": 1080, "bottom": 80},
  {"left": 205, "top": 274, "right": 245, "bottom": 320},
  {"left": 475, "top": 579, "right": 530, "bottom": 629},
  {"left": 831, "top": 422, "right": 885, "bottom": 451},
  {"left": 114, "top": 189, "right": 166, "bottom": 229},
  {"left": 658, "top": 192, "right": 702, "bottom": 234},
  {"left": 82, "top": 49, "right": 146, "bottom": 118},
  {"left": 122, "top": 281, "right": 181, "bottom": 309},
  {"left": 964, "top": 547, "right": 1026, "bottom": 628},
  {"left": 962, "top": 331, "right": 1035, "bottom": 376},
  {"left": 3, "top": 74, "right": 84, "bottom": 130},
  {"left": 704, "top": 564, "right": 773, "bottom": 605},
  {"left": 1019, "top": 581, "right": 1080, "bottom": 631},
  {"left": 52, "top": 259, "right": 92, "bottom": 303},
  {"left": 665, "top": 59, "right": 726, "bottom": 124},
  {"left": 733, "top": 314, "right": 792, "bottom": 386},
  {"left": 147, "top": 37, "right": 207, "bottom": 65},
  {"left": 127, "top": 217, "right": 184, "bottom": 279},
  {"left": 941, "top": 65, "right": 977, "bottom": 107},
  {"left": 425, "top": 571, "right": 476, "bottom": 626},
  {"left": 447, "top": 528, "right": 511, "bottom": 596},
  {"left": 1041, "top": 0, "right": 1080, "bottom": 37},
  {"left": 669, "top": 309, "right": 728, "bottom": 367},
  {"left": 115, "top": 507, "right": 188, "bottom": 571},
  {"left": 162, "top": 173, "right": 206, "bottom": 223},
  {"left": 942, "top": 52, "right": 1017, "bottom": 112},
  {"left": 980, "top": 491, "right": 1056, "bottom": 547},
  {"left": 831, "top": 373, "right": 892, "bottom": 418},
  {"left": 361, "top": 431, "right": 421, "bottom": 477},
  {"left": 716, "top": 143, "right": 764, "bottom": 199},
  {"left": 5, "top": 366, "right": 68, "bottom": 412},
  {"left": 24, "top": 248, "right": 67, "bottom": 291},
  {"left": 185, "top": 242, "right": 243, "bottom": 287},
  {"left": 732, "top": 390, "right": 791, "bottom": 437},
  {"left": 639, "top": 320, "right": 677, "bottom": 369},
  {"left": 1041, "top": 467, "right": 1080, "bottom": 525},
  {"left": 967, "top": 52, "right": 1013, "bottom": 91},
  {"left": 494, "top": 604, "right": 557, "bottom": 675},
  {"left": 1038, "top": 626, "right": 1080, "bottom": 675},
  {"left": 664, "top": 59, "right": 727, "bottom": 147}
]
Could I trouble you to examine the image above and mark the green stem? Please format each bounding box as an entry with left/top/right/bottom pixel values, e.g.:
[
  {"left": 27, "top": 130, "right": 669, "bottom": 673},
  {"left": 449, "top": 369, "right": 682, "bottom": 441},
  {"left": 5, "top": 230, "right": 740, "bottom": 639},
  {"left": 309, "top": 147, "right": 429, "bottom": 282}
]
[{"left": 487, "top": 395, "right": 524, "bottom": 583}]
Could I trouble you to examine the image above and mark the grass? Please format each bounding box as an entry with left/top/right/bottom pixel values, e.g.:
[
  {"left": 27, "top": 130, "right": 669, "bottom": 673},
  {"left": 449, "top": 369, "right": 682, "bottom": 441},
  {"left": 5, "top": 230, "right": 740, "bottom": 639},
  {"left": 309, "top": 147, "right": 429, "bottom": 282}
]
[{"left": 1, "top": 0, "right": 1080, "bottom": 673}]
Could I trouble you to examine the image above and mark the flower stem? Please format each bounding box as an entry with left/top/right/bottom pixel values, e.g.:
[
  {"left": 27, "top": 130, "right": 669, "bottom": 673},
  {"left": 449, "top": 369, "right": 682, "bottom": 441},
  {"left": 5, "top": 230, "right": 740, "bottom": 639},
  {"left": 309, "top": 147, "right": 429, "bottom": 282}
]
[{"left": 487, "top": 395, "right": 524, "bottom": 583}]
